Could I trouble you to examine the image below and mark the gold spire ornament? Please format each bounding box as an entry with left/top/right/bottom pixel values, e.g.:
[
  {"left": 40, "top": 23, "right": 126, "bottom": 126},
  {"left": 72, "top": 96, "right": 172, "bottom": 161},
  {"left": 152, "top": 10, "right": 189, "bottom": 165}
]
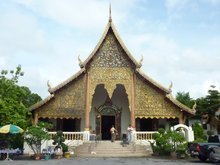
[{"left": 109, "top": 4, "right": 112, "bottom": 22}]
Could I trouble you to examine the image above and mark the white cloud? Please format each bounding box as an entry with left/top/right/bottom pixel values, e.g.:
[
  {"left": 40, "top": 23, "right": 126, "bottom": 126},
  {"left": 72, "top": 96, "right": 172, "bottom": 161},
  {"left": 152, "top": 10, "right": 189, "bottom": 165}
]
[
  {"left": 202, "top": 80, "right": 220, "bottom": 95},
  {"left": 1, "top": 0, "right": 219, "bottom": 100},
  {"left": 123, "top": 29, "right": 220, "bottom": 99},
  {"left": 12, "top": 0, "right": 136, "bottom": 31}
]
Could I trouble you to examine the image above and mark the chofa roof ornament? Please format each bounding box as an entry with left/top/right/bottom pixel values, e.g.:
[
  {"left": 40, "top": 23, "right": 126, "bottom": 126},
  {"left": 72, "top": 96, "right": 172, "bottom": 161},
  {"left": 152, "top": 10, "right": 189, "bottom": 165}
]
[
  {"left": 192, "top": 102, "right": 197, "bottom": 111},
  {"left": 137, "top": 55, "right": 143, "bottom": 68},
  {"left": 78, "top": 55, "right": 84, "bottom": 68},
  {"left": 47, "top": 80, "right": 53, "bottom": 94},
  {"left": 168, "top": 81, "right": 173, "bottom": 93}
]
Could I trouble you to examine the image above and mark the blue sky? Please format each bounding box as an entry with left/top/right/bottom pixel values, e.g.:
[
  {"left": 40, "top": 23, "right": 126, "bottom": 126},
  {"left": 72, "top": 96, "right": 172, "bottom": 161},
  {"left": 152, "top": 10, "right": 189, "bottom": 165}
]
[{"left": 0, "top": 0, "right": 220, "bottom": 99}]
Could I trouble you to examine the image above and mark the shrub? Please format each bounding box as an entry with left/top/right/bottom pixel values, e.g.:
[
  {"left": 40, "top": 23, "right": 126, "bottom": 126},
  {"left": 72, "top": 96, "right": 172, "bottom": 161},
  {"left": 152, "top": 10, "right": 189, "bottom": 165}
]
[
  {"left": 193, "top": 122, "right": 207, "bottom": 142},
  {"left": 152, "top": 128, "right": 186, "bottom": 156},
  {"left": 24, "top": 122, "right": 52, "bottom": 154}
]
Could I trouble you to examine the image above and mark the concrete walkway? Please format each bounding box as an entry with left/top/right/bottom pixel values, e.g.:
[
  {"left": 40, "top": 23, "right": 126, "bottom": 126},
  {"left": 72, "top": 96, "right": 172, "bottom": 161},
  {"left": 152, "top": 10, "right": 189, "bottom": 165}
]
[{"left": 0, "top": 157, "right": 208, "bottom": 165}]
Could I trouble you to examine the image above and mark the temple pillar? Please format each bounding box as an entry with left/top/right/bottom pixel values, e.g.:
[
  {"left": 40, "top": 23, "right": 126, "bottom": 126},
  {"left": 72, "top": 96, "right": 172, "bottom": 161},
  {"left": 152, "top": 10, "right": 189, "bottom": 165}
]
[
  {"left": 130, "top": 73, "right": 136, "bottom": 128},
  {"left": 84, "top": 73, "right": 90, "bottom": 131},
  {"left": 33, "top": 112, "right": 38, "bottom": 125},
  {"left": 178, "top": 113, "right": 186, "bottom": 124}
]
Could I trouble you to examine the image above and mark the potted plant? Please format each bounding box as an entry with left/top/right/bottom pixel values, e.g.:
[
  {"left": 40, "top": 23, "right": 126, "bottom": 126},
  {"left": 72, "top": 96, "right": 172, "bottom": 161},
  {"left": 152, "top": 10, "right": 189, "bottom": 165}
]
[
  {"left": 52, "top": 131, "right": 69, "bottom": 158},
  {"left": 24, "top": 122, "right": 52, "bottom": 160}
]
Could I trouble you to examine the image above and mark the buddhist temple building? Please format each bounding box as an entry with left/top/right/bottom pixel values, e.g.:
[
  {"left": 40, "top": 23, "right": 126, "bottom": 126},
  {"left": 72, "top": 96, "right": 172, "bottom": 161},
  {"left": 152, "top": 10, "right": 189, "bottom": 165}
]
[{"left": 30, "top": 9, "right": 195, "bottom": 140}]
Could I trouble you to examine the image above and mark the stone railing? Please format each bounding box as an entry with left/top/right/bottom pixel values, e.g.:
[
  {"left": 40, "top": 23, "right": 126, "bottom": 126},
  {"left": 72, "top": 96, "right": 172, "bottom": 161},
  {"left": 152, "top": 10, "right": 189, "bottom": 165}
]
[
  {"left": 134, "top": 131, "right": 157, "bottom": 141},
  {"left": 48, "top": 132, "right": 84, "bottom": 140},
  {"left": 48, "top": 131, "right": 157, "bottom": 142}
]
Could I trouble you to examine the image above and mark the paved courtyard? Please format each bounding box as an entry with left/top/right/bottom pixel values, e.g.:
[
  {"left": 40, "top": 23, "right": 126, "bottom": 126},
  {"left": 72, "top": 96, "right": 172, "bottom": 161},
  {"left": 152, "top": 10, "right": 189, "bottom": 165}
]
[{"left": 0, "top": 157, "right": 214, "bottom": 165}]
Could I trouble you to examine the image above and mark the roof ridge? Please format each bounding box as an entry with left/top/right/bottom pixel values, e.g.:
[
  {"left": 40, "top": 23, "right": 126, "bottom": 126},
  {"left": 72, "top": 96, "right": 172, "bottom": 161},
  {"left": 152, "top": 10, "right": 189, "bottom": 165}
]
[
  {"left": 136, "top": 68, "right": 169, "bottom": 93},
  {"left": 50, "top": 68, "right": 85, "bottom": 93},
  {"left": 166, "top": 93, "right": 195, "bottom": 115}
]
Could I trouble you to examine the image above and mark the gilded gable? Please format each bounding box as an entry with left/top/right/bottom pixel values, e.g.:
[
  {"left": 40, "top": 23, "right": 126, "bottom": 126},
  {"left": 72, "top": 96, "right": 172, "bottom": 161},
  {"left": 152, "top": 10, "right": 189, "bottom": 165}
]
[
  {"left": 89, "top": 29, "right": 133, "bottom": 68},
  {"left": 37, "top": 76, "right": 85, "bottom": 119},
  {"left": 135, "top": 77, "right": 182, "bottom": 118}
]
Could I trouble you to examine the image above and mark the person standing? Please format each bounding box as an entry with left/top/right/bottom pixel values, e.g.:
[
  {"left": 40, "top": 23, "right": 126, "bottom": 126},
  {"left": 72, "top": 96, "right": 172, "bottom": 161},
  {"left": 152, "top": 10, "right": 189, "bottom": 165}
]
[
  {"left": 127, "top": 124, "right": 134, "bottom": 144},
  {"left": 110, "top": 125, "right": 117, "bottom": 142}
]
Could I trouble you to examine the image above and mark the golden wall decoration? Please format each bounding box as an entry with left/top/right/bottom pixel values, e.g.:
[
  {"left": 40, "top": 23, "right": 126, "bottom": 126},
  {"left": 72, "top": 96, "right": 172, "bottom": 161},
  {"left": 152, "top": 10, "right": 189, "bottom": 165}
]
[
  {"left": 88, "top": 68, "right": 132, "bottom": 110},
  {"left": 36, "top": 27, "right": 184, "bottom": 121},
  {"left": 37, "top": 76, "right": 85, "bottom": 119},
  {"left": 88, "top": 30, "right": 135, "bottom": 111},
  {"left": 90, "top": 31, "right": 133, "bottom": 68},
  {"left": 135, "top": 77, "right": 182, "bottom": 119}
]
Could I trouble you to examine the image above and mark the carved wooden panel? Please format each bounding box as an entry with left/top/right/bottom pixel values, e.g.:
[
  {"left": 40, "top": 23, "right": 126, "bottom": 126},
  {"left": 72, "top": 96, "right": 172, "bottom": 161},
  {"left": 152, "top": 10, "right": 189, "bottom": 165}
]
[
  {"left": 37, "top": 76, "right": 85, "bottom": 119},
  {"left": 135, "top": 77, "right": 182, "bottom": 119}
]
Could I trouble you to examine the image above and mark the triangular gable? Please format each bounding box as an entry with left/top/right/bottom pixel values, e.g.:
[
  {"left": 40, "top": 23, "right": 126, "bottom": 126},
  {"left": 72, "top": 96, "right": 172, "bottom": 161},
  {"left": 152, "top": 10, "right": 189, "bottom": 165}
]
[
  {"left": 30, "top": 17, "right": 195, "bottom": 116},
  {"left": 81, "top": 19, "right": 140, "bottom": 68}
]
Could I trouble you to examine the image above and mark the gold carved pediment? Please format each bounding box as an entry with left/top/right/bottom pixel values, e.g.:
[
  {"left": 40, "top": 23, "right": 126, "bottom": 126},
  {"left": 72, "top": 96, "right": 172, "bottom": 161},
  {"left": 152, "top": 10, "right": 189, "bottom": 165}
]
[
  {"left": 135, "top": 77, "right": 182, "bottom": 119},
  {"left": 90, "top": 32, "right": 133, "bottom": 68},
  {"left": 37, "top": 76, "right": 85, "bottom": 119},
  {"left": 89, "top": 67, "right": 133, "bottom": 111}
]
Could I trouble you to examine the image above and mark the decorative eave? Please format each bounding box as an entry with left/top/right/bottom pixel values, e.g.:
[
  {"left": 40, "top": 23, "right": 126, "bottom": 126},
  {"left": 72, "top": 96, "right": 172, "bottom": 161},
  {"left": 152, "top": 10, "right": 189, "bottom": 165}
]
[
  {"left": 30, "top": 68, "right": 85, "bottom": 111},
  {"left": 136, "top": 69, "right": 170, "bottom": 93},
  {"left": 82, "top": 19, "right": 140, "bottom": 68},
  {"left": 50, "top": 68, "right": 85, "bottom": 93},
  {"left": 135, "top": 69, "right": 195, "bottom": 115},
  {"left": 166, "top": 94, "right": 195, "bottom": 115},
  {"left": 29, "top": 94, "right": 54, "bottom": 111}
]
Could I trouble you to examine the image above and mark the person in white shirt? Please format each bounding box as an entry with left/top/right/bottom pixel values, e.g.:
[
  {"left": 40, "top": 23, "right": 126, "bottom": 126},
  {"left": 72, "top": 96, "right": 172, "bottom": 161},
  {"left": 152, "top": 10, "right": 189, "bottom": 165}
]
[{"left": 127, "top": 124, "right": 134, "bottom": 144}]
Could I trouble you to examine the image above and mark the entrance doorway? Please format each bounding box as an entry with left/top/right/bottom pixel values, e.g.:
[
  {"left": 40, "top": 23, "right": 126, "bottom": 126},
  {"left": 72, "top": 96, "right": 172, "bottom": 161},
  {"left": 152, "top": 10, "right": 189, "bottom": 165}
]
[{"left": 101, "top": 115, "right": 115, "bottom": 140}]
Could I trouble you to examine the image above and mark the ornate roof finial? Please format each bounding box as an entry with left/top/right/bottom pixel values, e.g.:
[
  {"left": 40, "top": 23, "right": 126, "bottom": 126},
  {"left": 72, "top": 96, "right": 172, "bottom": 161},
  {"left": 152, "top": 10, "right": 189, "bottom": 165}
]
[
  {"left": 192, "top": 102, "right": 197, "bottom": 111},
  {"left": 137, "top": 55, "right": 143, "bottom": 68},
  {"left": 109, "top": 3, "right": 112, "bottom": 22},
  {"left": 78, "top": 54, "right": 84, "bottom": 68},
  {"left": 168, "top": 81, "right": 173, "bottom": 93},
  {"left": 47, "top": 80, "right": 52, "bottom": 93}
]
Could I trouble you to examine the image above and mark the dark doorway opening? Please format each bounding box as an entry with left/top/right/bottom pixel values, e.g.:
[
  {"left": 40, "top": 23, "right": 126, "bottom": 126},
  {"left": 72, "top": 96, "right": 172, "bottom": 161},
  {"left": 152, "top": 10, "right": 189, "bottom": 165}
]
[
  {"left": 63, "top": 119, "right": 75, "bottom": 131},
  {"left": 140, "top": 118, "right": 153, "bottom": 131},
  {"left": 101, "top": 115, "right": 115, "bottom": 140}
]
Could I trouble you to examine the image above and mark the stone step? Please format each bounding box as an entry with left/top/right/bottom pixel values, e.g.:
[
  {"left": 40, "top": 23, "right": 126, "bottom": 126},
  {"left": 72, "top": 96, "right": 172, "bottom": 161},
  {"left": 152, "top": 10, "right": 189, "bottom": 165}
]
[{"left": 74, "top": 141, "right": 152, "bottom": 157}]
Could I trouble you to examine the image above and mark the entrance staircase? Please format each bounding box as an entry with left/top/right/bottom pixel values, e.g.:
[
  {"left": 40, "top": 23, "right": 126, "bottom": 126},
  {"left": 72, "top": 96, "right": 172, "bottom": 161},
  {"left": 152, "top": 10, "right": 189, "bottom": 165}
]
[{"left": 74, "top": 141, "right": 152, "bottom": 157}]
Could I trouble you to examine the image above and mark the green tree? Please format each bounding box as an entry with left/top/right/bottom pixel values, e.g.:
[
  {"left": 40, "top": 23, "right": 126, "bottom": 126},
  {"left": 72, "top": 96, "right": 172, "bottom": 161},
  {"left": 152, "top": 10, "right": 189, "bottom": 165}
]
[
  {"left": 195, "top": 97, "right": 207, "bottom": 116},
  {"left": 0, "top": 65, "right": 41, "bottom": 128},
  {"left": 193, "top": 122, "right": 207, "bottom": 142},
  {"left": 196, "top": 85, "right": 220, "bottom": 116},
  {"left": 24, "top": 122, "right": 52, "bottom": 154},
  {"left": 205, "top": 85, "right": 220, "bottom": 115},
  {"left": 20, "top": 86, "right": 41, "bottom": 108},
  {"left": 176, "top": 91, "right": 194, "bottom": 108}
]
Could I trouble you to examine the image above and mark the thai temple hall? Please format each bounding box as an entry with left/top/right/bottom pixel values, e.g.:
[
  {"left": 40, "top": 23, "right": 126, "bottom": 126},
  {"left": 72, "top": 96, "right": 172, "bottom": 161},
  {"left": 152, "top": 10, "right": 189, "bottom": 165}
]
[{"left": 30, "top": 7, "right": 195, "bottom": 141}]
